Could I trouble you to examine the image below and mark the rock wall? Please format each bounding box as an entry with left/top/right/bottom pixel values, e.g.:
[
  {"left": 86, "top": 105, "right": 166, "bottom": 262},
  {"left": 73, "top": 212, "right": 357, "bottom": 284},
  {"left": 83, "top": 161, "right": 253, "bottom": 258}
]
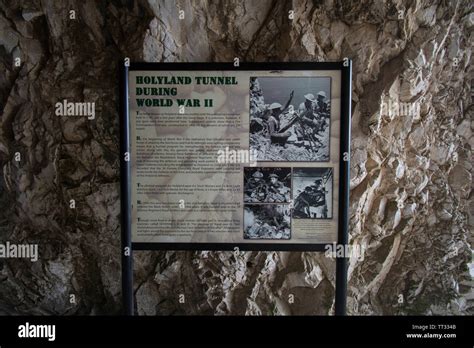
[{"left": 0, "top": 0, "right": 472, "bottom": 315}]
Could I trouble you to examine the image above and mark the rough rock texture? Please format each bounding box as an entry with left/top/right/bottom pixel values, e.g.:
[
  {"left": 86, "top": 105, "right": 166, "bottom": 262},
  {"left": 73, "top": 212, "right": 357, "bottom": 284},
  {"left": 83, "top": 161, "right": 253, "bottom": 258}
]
[{"left": 0, "top": 0, "right": 472, "bottom": 315}]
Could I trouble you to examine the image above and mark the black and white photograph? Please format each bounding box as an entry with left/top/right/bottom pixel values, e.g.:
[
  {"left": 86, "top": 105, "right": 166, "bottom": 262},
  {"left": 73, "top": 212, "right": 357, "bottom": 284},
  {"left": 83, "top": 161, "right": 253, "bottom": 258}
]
[
  {"left": 292, "top": 168, "right": 333, "bottom": 219},
  {"left": 249, "top": 76, "right": 331, "bottom": 162},
  {"left": 244, "top": 167, "right": 291, "bottom": 203},
  {"left": 243, "top": 204, "right": 291, "bottom": 240}
]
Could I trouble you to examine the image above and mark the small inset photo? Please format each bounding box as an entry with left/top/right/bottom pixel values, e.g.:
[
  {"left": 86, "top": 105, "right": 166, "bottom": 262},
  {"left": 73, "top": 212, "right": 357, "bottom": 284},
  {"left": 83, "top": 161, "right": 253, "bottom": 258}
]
[
  {"left": 244, "top": 167, "right": 291, "bottom": 203},
  {"left": 292, "top": 167, "right": 333, "bottom": 219},
  {"left": 243, "top": 204, "right": 291, "bottom": 240},
  {"left": 249, "top": 76, "right": 331, "bottom": 162}
]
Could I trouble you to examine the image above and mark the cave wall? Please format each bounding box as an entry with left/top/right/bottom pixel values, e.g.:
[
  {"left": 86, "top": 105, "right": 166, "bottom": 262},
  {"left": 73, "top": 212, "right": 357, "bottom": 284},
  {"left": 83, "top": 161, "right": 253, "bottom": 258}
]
[{"left": 0, "top": 0, "right": 472, "bottom": 315}]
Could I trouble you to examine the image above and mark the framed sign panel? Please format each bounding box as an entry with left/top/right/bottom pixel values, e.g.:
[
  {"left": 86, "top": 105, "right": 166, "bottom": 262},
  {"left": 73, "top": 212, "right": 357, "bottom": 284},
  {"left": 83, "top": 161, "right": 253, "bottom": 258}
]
[
  {"left": 120, "top": 61, "right": 351, "bottom": 315},
  {"left": 121, "top": 62, "right": 351, "bottom": 253}
]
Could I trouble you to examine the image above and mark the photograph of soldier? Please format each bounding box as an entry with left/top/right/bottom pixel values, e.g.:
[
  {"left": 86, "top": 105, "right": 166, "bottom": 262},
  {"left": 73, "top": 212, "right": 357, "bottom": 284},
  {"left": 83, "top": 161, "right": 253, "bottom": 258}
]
[
  {"left": 292, "top": 167, "right": 333, "bottom": 219},
  {"left": 249, "top": 76, "right": 331, "bottom": 162},
  {"left": 243, "top": 204, "right": 291, "bottom": 240},
  {"left": 244, "top": 167, "right": 291, "bottom": 203},
  {"left": 294, "top": 92, "right": 329, "bottom": 148}
]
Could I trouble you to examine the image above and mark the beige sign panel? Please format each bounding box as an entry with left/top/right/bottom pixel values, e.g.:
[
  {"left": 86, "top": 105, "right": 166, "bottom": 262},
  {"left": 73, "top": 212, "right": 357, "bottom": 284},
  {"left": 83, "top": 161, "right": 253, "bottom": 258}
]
[{"left": 128, "top": 69, "right": 342, "bottom": 246}]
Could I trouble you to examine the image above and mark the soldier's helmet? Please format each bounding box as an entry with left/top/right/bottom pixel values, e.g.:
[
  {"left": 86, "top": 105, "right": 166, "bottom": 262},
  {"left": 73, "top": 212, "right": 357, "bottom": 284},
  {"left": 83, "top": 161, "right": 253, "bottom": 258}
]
[
  {"left": 269, "top": 102, "right": 282, "bottom": 110},
  {"left": 304, "top": 93, "right": 315, "bottom": 101},
  {"left": 269, "top": 173, "right": 279, "bottom": 179},
  {"left": 317, "top": 91, "right": 326, "bottom": 99},
  {"left": 314, "top": 179, "right": 322, "bottom": 185},
  {"left": 304, "top": 186, "right": 312, "bottom": 192},
  {"left": 253, "top": 171, "right": 264, "bottom": 178}
]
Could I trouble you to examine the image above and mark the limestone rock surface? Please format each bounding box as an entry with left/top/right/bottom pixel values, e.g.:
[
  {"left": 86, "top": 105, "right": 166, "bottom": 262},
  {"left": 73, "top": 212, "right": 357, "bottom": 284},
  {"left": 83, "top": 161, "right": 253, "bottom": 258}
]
[{"left": 0, "top": 0, "right": 472, "bottom": 315}]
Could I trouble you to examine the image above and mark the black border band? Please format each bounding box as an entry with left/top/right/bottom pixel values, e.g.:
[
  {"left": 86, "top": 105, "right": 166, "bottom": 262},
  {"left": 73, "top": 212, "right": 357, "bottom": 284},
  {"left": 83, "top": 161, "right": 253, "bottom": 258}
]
[
  {"left": 132, "top": 242, "right": 329, "bottom": 252},
  {"left": 129, "top": 61, "right": 344, "bottom": 71}
]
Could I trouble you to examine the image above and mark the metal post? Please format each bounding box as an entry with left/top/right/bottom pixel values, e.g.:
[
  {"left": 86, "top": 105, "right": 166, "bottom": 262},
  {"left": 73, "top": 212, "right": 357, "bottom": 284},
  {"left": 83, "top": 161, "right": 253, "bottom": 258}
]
[
  {"left": 120, "top": 63, "right": 134, "bottom": 315},
  {"left": 335, "top": 59, "right": 352, "bottom": 316}
]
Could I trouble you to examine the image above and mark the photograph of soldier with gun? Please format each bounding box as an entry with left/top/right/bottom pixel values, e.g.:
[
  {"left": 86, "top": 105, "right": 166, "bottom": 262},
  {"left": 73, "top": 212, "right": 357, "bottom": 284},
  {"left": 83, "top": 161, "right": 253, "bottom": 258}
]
[
  {"left": 244, "top": 167, "right": 291, "bottom": 203},
  {"left": 249, "top": 76, "right": 331, "bottom": 162},
  {"left": 292, "top": 168, "right": 333, "bottom": 219}
]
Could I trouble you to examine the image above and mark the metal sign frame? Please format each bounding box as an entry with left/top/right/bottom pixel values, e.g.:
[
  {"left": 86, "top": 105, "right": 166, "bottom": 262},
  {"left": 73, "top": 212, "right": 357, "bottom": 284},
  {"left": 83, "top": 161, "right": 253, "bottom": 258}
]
[{"left": 120, "top": 61, "right": 352, "bottom": 316}]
